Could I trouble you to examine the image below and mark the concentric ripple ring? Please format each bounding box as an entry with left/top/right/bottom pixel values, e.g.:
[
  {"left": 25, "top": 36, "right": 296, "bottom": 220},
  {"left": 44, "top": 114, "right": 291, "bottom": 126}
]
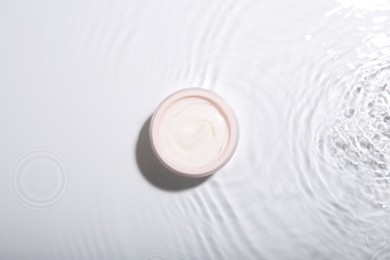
[{"left": 9, "top": 147, "right": 69, "bottom": 212}]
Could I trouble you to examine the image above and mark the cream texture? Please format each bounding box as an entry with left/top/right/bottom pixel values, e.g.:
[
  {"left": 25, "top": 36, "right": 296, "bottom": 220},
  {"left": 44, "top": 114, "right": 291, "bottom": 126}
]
[{"left": 160, "top": 97, "right": 229, "bottom": 168}]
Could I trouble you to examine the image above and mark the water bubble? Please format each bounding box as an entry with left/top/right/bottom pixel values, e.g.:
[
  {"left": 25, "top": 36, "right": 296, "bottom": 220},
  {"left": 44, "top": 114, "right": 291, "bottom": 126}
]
[{"left": 9, "top": 147, "right": 69, "bottom": 212}]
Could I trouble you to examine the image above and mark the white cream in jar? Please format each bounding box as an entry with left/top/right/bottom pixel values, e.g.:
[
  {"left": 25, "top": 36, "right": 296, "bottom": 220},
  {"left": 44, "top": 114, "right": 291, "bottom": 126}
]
[
  {"left": 150, "top": 88, "right": 238, "bottom": 177},
  {"left": 160, "top": 97, "right": 229, "bottom": 168}
]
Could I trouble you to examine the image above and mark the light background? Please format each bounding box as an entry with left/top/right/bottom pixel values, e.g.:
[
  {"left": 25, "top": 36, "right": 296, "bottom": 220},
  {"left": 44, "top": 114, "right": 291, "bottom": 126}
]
[{"left": 1, "top": 0, "right": 390, "bottom": 259}]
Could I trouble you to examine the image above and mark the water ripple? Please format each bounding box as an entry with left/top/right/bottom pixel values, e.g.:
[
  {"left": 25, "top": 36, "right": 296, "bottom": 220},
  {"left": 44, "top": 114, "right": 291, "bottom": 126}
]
[
  {"left": 4, "top": 0, "right": 390, "bottom": 258},
  {"left": 317, "top": 52, "right": 390, "bottom": 222},
  {"left": 9, "top": 147, "right": 69, "bottom": 212},
  {"left": 364, "top": 222, "right": 389, "bottom": 252}
]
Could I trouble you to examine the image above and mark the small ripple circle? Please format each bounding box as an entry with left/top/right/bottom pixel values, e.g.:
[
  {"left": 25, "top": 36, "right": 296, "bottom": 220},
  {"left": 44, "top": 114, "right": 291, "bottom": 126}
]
[{"left": 9, "top": 147, "right": 69, "bottom": 212}]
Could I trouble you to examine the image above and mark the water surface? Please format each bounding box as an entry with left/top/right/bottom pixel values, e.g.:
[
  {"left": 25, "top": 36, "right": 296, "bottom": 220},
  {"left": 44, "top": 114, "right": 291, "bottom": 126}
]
[{"left": 0, "top": 0, "right": 390, "bottom": 259}]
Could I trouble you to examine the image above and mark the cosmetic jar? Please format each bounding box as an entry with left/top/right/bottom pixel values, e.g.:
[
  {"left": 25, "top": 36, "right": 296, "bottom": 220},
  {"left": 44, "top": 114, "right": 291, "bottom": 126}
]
[{"left": 150, "top": 88, "right": 238, "bottom": 178}]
